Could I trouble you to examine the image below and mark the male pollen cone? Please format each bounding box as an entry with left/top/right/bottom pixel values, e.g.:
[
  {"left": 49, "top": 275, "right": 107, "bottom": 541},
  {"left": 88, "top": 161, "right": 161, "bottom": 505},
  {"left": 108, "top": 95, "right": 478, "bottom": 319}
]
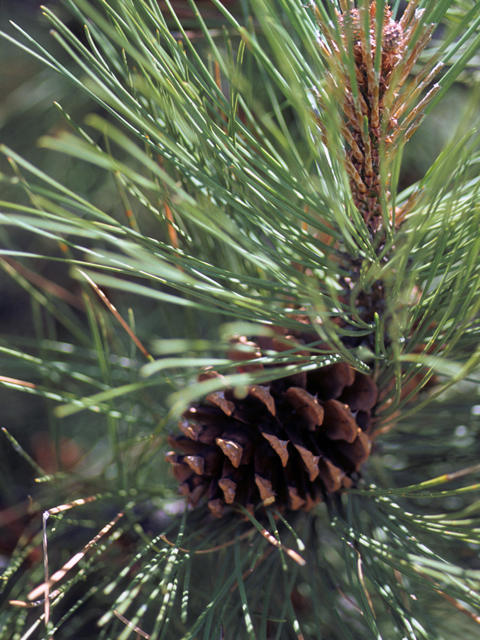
[{"left": 166, "top": 336, "right": 378, "bottom": 518}]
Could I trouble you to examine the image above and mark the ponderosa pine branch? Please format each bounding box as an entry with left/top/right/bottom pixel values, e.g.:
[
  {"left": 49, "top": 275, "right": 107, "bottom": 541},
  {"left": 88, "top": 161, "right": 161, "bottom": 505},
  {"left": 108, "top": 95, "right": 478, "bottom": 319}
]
[{"left": 1, "top": 1, "right": 480, "bottom": 638}]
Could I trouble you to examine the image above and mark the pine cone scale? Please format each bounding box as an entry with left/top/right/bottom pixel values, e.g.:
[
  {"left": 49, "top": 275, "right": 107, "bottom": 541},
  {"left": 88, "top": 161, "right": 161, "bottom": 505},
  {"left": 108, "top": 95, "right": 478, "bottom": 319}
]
[
  {"left": 249, "top": 384, "right": 276, "bottom": 415},
  {"left": 215, "top": 437, "right": 244, "bottom": 468},
  {"left": 184, "top": 455, "right": 204, "bottom": 475},
  {"left": 285, "top": 387, "right": 324, "bottom": 429},
  {"left": 321, "top": 399, "right": 359, "bottom": 442},
  {"left": 318, "top": 458, "right": 344, "bottom": 493},
  {"left": 255, "top": 475, "right": 276, "bottom": 505},
  {"left": 260, "top": 431, "right": 290, "bottom": 467}
]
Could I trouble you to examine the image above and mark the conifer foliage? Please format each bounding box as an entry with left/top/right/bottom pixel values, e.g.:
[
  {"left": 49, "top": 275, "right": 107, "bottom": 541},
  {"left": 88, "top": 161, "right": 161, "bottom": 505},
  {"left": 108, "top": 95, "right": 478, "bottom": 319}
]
[{"left": 2, "top": 1, "right": 480, "bottom": 638}]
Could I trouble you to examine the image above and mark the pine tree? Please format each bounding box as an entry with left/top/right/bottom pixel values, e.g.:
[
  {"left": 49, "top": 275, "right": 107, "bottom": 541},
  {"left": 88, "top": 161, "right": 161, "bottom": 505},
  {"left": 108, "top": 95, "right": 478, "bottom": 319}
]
[{"left": 2, "top": 1, "right": 480, "bottom": 638}]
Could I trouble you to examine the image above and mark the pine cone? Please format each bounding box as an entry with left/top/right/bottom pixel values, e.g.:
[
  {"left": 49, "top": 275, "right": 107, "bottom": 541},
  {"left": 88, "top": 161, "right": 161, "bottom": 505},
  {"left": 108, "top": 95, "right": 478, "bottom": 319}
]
[{"left": 166, "top": 338, "right": 378, "bottom": 517}]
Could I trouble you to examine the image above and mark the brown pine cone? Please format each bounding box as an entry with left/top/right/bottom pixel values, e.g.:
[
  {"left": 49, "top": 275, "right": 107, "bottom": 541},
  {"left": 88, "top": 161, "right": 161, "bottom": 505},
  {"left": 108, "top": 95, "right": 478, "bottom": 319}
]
[{"left": 166, "top": 342, "right": 378, "bottom": 518}]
